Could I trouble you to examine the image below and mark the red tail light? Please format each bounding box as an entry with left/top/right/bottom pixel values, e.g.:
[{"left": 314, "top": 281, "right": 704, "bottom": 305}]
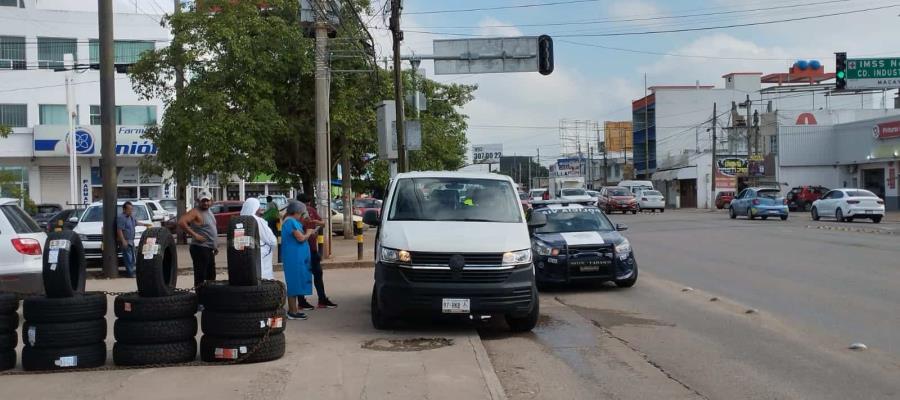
[
  {"left": 542, "top": 192, "right": 550, "bottom": 200},
  {"left": 12, "top": 238, "right": 42, "bottom": 256},
  {"left": 847, "top": 200, "right": 860, "bottom": 204},
  {"left": 752, "top": 199, "right": 760, "bottom": 205}
]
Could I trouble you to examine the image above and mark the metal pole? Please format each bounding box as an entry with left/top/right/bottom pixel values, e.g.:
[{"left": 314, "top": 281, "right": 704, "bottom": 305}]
[
  {"left": 174, "top": 0, "right": 188, "bottom": 244},
  {"left": 65, "top": 72, "right": 77, "bottom": 208},
  {"left": 644, "top": 73, "right": 649, "bottom": 179},
  {"left": 410, "top": 59, "right": 421, "bottom": 119},
  {"left": 390, "top": 0, "right": 407, "bottom": 172},
  {"left": 314, "top": 2, "right": 332, "bottom": 256},
  {"left": 746, "top": 94, "right": 752, "bottom": 156},
  {"left": 711, "top": 103, "right": 717, "bottom": 208},
  {"left": 98, "top": 0, "right": 118, "bottom": 278}
]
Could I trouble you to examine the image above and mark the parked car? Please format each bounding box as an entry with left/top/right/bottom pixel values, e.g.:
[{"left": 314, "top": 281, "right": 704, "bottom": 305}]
[
  {"left": 44, "top": 208, "right": 84, "bottom": 233},
  {"left": 0, "top": 198, "right": 46, "bottom": 294},
  {"left": 637, "top": 189, "right": 665, "bottom": 212},
  {"left": 786, "top": 186, "right": 829, "bottom": 211},
  {"left": 32, "top": 203, "right": 62, "bottom": 229},
  {"left": 810, "top": 188, "right": 885, "bottom": 223},
  {"left": 559, "top": 188, "right": 595, "bottom": 204},
  {"left": 159, "top": 198, "right": 178, "bottom": 214},
  {"left": 529, "top": 202, "right": 636, "bottom": 289},
  {"left": 364, "top": 171, "right": 538, "bottom": 332},
  {"left": 331, "top": 209, "right": 365, "bottom": 235},
  {"left": 352, "top": 198, "right": 382, "bottom": 219},
  {"left": 618, "top": 180, "right": 654, "bottom": 196},
  {"left": 210, "top": 201, "right": 245, "bottom": 234},
  {"left": 598, "top": 186, "right": 639, "bottom": 214},
  {"left": 729, "top": 188, "right": 788, "bottom": 221},
  {"left": 715, "top": 191, "right": 735, "bottom": 209},
  {"left": 257, "top": 195, "right": 289, "bottom": 212},
  {"left": 529, "top": 188, "right": 548, "bottom": 202},
  {"left": 73, "top": 201, "right": 153, "bottom": 266}
]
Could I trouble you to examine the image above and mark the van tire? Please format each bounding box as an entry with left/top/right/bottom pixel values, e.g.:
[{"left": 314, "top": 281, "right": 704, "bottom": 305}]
[
  {"left": 0, "top": 293, "right": 18, "bottom": 314},
  {"left": 371, "top": 285, "right": 394, "bottom": 330},
  {"left": 201, "top": 309, "right": 285, "bottom": 338},
  {"left": 505, "top": 289, "right": 539, "bottom": 333},
  {"left": 0, "top": 312, "right": 19, "bottom": 332},
  {"left": 0, "top": 349, "right": 14, "bottom": 371},
  {"left": 114, "top": 318, "right": 197, "bottom": 345},
  {"left": 21, "top": 319, "right": 106, "bottom": 348},
  {"left": 23, "top": 292, "right": 107, "bottom": 323},
  {"left": 227, "top": 216, "right": 262, "bottom": 286},
  {"left": 197, "top": 280, "right": 285, "bottom": 313},
  {"left": 114, "top": 291, "right": 198, "bottom": 321},
  {"left": 41, "top": 231, "right": 86, "bottom": 298},
  {"left": 113, "top": 340, "right": 197, "bottom": 366},
  {"left": 22, "top": 343, "right": 106, "bottom": 371},
  {"left": 136, "top": 228, "right": 178, "bottom": 297},
  {"left": 200, "top": 333, "right": 285, "bottom": 364}
]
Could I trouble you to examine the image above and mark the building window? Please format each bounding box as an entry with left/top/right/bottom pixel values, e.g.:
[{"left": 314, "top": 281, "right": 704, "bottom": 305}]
[
  {"left": 0, "top": 104, "right": 27, "bottom": 127},
  {"left": 614, "top": 163, "right": 621, "bottom": 177},
  {"left": 39, "top": 104, "right": 78, "bottom": 125},
  {"left": 769, "top": 135, "right": 778, "bottom": 155},
  {"left": 0, "top": 0, "right": 24, "bottom": 7},
  {"left": 37, "top": 37, "right": 77, "bottom": 69},
  {"left": 89, "top": 40, "right": 155, "bottom": 65},
  {"left": 0, "top": 36, "right": 25, "bottom": 70},
  {"left": 90, "top": 105, "right": 157, "bottom": 125}
]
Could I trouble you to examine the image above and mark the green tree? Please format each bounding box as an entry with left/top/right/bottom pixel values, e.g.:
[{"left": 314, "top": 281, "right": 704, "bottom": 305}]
[{"left": 0, "top": 124, "right": 10, "bottom": 138}]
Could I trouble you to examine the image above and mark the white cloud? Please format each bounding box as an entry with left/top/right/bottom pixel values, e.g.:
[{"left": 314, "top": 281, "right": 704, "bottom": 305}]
[
  {"left": 476, "top": 17, "right": 524, "bottom": 37},
  {"left": 606, "top": 0, "right": 661, "bottom": 20}
]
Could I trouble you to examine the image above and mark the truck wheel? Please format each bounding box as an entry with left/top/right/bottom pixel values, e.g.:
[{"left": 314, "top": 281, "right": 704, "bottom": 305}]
[
  {"left": 136, "top": 227, "right": 178, "bottom": 297},
  {"left": 505, "top": 288, "right": 539, "bottom": 333},
  {"left": 23, "top": 292, "right": 107, "bottom": 323},
  {"left": 371, "top": 285, "right": 394, "bottom": 330},
  {"left": 197, "top": 280, "right": 285, "bottom": 313},
  {"left": 22, "top": 343, "right": 107, "bottom": 371},
  {"left": 200, "top": 333, "right": 285, "bottom": 364},
  {"left": 114, "top": 291, "right": 198, "bottom": 321},
  {"left": 113, "top": 340, "right": 197, "bottom": 366},
  {"left": 780, "top": 215, "right": 788, "bottom": 221},
  {"left": 21, "top": 319, "right": 106, "bottom": 348},
  {"left": 872, "top": 216, "right": 882, "bottom": 224},
  {"left": 227, "top": 216, "right": 262, "bottom": 286},
  {"left": 41, "top": 230, "right": 86, "bottom": 298}
]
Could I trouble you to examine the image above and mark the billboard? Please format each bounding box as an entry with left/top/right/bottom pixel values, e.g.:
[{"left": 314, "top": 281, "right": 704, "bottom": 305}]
[
  {"left": 554, "top": 158, "right": 583, "bottom": 176},
  {"left": 33, "top": 125, "right": 157, "bottom": 157},
  {"left": 472, "top": 144, "right": 502, "bottom": 164}
]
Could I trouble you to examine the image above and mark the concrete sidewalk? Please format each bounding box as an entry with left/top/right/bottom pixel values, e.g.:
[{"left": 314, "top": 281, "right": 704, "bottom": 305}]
[{"left": 2, "top": 268, "right": 506, "bottom": 400}]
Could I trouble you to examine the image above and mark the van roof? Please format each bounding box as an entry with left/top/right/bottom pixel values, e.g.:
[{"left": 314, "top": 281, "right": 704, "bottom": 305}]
[{"left": 395, "top": 171, "right": 513, "bottom": 181}]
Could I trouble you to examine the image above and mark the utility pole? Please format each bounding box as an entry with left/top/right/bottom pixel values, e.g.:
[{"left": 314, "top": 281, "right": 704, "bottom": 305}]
[
  {"left": 643, "top": 73, "right": 649, "bottom": 179},
  {"left": 390, "top": 0, "right": 407, "bottom": 172},
  {"left": 64, "top": 65, "right": 77, "bottom": 209},
  {"left": 173, "top": 0, "right": 187, "bottom": 244},
  {"left": 314, "top": 0, "right": 332, "bottom": 256},
  {"left": 98, "top": 0, "right": 118, "bottom": 278},
  {"left": 587, "top": 146, "right": 593, "bottom": 189},
  {"left": 745, "top": 94, "right": 752, "bottom": 157},
  {"left": 710, "top": 103, "right": 717, "bottom": 208}
]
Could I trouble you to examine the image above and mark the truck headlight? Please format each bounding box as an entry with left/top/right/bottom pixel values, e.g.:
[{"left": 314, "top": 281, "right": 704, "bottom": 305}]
[
  {"left": 615, "top": 239, "right": 632, "bottom": 261},
  {"left": 381, "top": 247, "right": 411, "bottom": 264},
  {"left": 502, "top": 249, "right": 532, "bottom": 266},
  {"left": 533, "top": 241, "right": 558, "bottom": 256}
]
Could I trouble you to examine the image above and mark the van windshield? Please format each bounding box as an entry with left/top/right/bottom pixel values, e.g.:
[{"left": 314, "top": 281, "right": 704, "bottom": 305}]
[{"left": 389, "top": 178, "right": 522, "bottom": 223}]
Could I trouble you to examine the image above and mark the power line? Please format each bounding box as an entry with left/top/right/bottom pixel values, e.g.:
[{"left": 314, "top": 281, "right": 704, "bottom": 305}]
[{"left": 404, "top": 0, "right": 603, "bottom": 15}]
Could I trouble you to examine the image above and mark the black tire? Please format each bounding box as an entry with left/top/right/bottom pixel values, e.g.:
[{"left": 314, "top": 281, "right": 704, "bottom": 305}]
[
  {"left": 729, "top": 207, "right": 736, "bottom": 219},
  {"left": 0, "top": 292, "right": 18, "bottom": 315},
  {"left": 370, "top": 285, "right": 394, "bottom": 330},
  {"left": 761, "top": 216, "right": 768, "bottom": 220},
  {"left": 21, "top": 319, "right": 106, "bottom": 348},
  {"left": 23, "top": 292, "right": 107, "bottom": 323},
  {"left": 201, "top": 309, "right": 285, "bottom": 338},
  {"left": 0, "top": 331, "right": 16, "bottom": 349},
  {"left": 0, "top": 312, "right": 19, "bottom": 332},
  {"left": 227, "top": 215, "right": 262, "bottom": 286},
  {"left": 22, "top": 343, "right": 107, "bottom": 371},
  {"left": 114, "top": 318, "right": 198, "bottom": 345},
  {"left": 872, "top": 216, "right": 882, "bottom": 224},
  {"left": 200, "top": 333, "right": 285, "bottom": 364},
  {"left": 811, "top": 207, "right": 820, "bottom": 221},
  {"left": 836, "top": 208, "right": 845, "bottom": 222},
  {"left": 505, "top": 288, "right": 539, "bottom": 333},
  {"left": 0, "top": 349, "right": 14, "bottom": 371},
  {"left": 780, "top": 215, "right": 788, "bottom": 221},
  {"left": 749, "top": 212, "right": 756, "bottom": 220},
  {"left": 114, "top": 291, "right": 198, "bottom": 321},
  {"left": 113, "top": 340, "right": 197, "bottom": 366},
  {"left": 198, "top": 280, "right": 285, "bottom": 313},
  {"left": 660, "top": 208, "right": 665, "bottom": 213},
  {"left": 136, "top": 228, "right": 178, "bottom": 297},
  {"left": 41, "top": 230, "right": 86, "bottom": 298},
  {"left": 615, "top": 264, "right": 639, "bottom": 288}
]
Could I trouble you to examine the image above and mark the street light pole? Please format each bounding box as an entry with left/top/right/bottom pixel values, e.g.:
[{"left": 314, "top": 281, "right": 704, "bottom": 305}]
[
  {"left": 314, "top": 1, "right": 332, "bottom": 256},
  {"left": 390, "top": 0, "right": 407, "bottom": 173},
  {"left": 98, "top": 0, "right": 118, "bottom": 278},
  {"left": 65, "top": 68, "right": 77, "bottom": 209}
]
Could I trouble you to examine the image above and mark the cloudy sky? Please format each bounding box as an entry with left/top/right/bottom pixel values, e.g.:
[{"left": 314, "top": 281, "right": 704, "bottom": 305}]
[{"left": 365, "top": 0, "right": 900, "bottom": 165}]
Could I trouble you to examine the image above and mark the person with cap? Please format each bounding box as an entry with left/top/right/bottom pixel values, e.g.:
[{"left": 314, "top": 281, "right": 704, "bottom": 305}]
[
  {"left": 281, "top": 200, "right": 317, "bottom": 320},
  {"left": 297, "top": 193, "right": 337, "bottom": 310},
  {"left": 240, "top": 198, "right": 277, "bottom": 280},
  {"left": 179, "top": 190, "right": 219, "bottom": 287}
]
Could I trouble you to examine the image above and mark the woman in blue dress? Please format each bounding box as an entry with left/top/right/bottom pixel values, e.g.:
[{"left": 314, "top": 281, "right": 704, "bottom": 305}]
[{"left": 281, "top": 200, "right": 316, "bottom": 320}]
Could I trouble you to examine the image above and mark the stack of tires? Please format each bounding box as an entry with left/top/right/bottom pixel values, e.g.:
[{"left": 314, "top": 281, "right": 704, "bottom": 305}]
[
  {"left": 198, "top": 215, "right": 286, "bottom": 364},
  {"left": 0, "top": 292, "right": 18, "bottom": 371},
  {"left": 21, "top": 231, "right": 108, "bottom": 371},
  {"left": 113, "top": 228, "right": 198, "bottom": 366}
]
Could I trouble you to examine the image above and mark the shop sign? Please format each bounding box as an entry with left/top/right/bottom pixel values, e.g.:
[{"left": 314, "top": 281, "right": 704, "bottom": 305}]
[
  {"left": 33, "top": 125, "right": 158, "bottom": 157},
  {"left": 873, "top": 120, "right": 900, "bottom": 140},
  {"left": 81, "top": 180, "right": 89, "bottom": 204},
  {"left": 554, "top": 158, "right": 583, "bottom": 176},
  {"left": 717, "top": 158, "right": 748, "bottom": 176}
]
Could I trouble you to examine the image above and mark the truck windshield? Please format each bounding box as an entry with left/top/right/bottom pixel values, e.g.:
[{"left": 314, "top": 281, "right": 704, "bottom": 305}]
[
  {"left": 561, "top": 189, "right": 586, "bottom": 196},
  {"left": 534, "top": 208, "right": 614, "bottom": 233},
  {"left": 389, "top": 178, "right": 522, "bottom": 223}
]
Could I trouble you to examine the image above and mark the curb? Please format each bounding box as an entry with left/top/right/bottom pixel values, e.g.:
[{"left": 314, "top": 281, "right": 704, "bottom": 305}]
[
  {"left": 468, "top": 333, "right": 509, "bottom": 400},
  {"left": 806, "top": 225, "right": 895, "bottom": 235}
]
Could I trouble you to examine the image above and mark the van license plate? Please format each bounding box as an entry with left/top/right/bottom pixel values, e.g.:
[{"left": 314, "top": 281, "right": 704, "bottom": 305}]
[{"left": 442, "top": 298, "right": 470, "bottom": 314}]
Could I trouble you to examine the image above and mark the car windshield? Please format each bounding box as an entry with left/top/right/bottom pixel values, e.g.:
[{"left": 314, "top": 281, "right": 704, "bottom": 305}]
[
  {"left": 608, "top": 188, "right": 632, "bottom": 197},
  {"left": 159, "top": 200, "right": 177, "bottom": 213},
  {"left": 389, "top": 177, "right": 522, "bottom": 223},
  {"left": 561, "top": 189, "right": 586, "bottom": 196},
  {"left": 81, "top": 205, "right": 150, "bottom": 222},
  {"left": 757, "top": 190, "right": 780, "bottom": 199},
  {"left": 643, "top": 190, "right": 662, "bottom": 196},
  {"left": 529, "top": 190, "right": 546, "bottom": 197},
  {"left": 37, "top": 205, "right": 60, "bottom": 214},
  {"left": 534, "top": 208, "right": 614, "bottom": 233},
  {"left": 846, "top": 190, "right": 877, "bottom": 198},
  {"left": 356, "top": 199, "right": 381, "bottom": 208}
]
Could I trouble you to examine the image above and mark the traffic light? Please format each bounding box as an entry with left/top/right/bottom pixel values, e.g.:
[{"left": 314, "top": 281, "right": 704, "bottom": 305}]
[
  {"left": 538, "top": 35, "right": 554, "bottom": 76},
  {"left": 835, "top": 52, "right": 847, "bottom": 90}
]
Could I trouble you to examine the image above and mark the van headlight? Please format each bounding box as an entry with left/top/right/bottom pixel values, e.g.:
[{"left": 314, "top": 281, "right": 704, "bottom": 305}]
[
  {"left": 615, "top": 239, "right": 632, "bottom": 261},
  {"left": 502, "top": 249, "right": 532, "bottom": 266},
  {"left": 79, "top": 234, "right": 89, "bottom": 242},
  {"left": 381, "top": 247, "right": 411, "bottom": 264}
]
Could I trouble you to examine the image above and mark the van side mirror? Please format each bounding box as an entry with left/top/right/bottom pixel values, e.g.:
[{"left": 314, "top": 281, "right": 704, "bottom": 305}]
[
  {"left": 527, "top": 212, "right": 547, "bottom": 233},
  {"left": 616, "top": 223, "right": 628, "bottom": 231},
  {"left": 363, "top": 210, "right": 380, "bottom": 226}
]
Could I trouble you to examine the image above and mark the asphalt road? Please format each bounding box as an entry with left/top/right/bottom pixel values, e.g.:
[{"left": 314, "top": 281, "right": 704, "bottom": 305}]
[{"left": 481, "top": 210, "right": 900, "bottom": 400}]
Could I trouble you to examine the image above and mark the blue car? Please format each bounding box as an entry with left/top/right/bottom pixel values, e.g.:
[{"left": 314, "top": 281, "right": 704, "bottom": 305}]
[{"left": 729, "top": 187, "right": 789, "bottom": 221}]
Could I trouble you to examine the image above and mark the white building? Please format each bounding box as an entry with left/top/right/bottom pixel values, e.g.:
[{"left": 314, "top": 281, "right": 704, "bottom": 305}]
[{"left": 0, "top": 0, "right": 169, "bottom": 207}]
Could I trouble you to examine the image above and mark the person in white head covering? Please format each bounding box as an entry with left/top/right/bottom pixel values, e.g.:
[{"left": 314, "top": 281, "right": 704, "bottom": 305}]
[{"left": 240, "top": 198, "right": 278, "bottom": 280}]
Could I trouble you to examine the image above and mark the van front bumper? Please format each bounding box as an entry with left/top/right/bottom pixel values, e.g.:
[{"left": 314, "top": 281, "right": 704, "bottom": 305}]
[{"left": 374, "top": 262, "right": 536, "bottom": 318}]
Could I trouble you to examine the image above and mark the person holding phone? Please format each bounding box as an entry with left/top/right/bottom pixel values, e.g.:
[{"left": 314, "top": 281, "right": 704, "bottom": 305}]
[
  {"left": 297, "top": 193, "right": 337, "bottom": 310},
  {"left": 281, "top": 200, "right": 316, "bottom": 320}
]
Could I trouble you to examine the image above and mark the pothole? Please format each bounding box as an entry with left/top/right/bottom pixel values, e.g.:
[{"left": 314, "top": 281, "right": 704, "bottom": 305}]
[{"left": 361, "top": 337, "right": 453, "bottom": 352}]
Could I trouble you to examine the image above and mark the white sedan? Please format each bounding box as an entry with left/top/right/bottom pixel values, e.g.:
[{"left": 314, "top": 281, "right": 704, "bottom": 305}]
[
  {"left": 0, "top": 198, "right": 46, "bottom": 294},
  {"left": 811, "top": 188, "right": 885, "bottom": 223},
  {"left": 559, "top": 188, "right": 595, "bottom": 204},
  {"left": 637, "top": 190, "right": 666, "bottom": 212},
  {"left": 331, "top": 209, "right": 366, "bottom": 235}
]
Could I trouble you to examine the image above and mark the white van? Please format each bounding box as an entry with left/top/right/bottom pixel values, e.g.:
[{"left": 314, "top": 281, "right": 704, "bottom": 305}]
[
  {"left": 363, "top": 171, "right": 539, "bottom": 332},
  {"left": 618, "top": 180, "right": 654, "bottom": 196}
]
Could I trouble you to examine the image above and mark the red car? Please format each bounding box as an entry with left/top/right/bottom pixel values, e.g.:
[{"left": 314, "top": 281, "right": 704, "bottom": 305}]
[
  {"left": 210, "top": 201, "right": 244, "bottom": 233},
  {"left": 786, "top": 186, "right": 829, "bottom": 211},
  {"left": 715, "top": 191, "right": 735, "bottom": 209},
  {"left": 598, "top": 186, "right": 639, "bottom": 214},
  {"left": 352, "top": 198, "right": 383, "bottom": 219}
]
